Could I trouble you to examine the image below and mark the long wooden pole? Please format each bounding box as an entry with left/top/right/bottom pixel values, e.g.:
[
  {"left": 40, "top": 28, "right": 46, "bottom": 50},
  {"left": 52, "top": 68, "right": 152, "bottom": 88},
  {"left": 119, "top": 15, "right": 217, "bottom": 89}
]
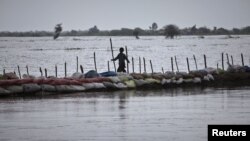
[
  {"left": 64, "top": 62, "right": 67, "bottom": 77},
  {"left": 193, "top": 55, "right": 198, "bottom": 70},
  {"left": 143, "top": 57, "right": 146, "bottom": 73},
  {"left": 55, "top": 65, "right": 57, "bottom": 77},
  {"left": 174, "top": 56, "right": 179, "bottom": 72},
  {"left": 222, "top": 53, "right": 224, "bottom": 70},
  {"left": 107, "top": 61, "right": 110, "bottom": 72},
  {"left": 80, "top": 65, "right": 84, "bottom": 74},
  {"left": 45, "top": 68, "right": 47, "bottom": 78},
  {"left": 125, "top": 46, "right": 129, "bottom": 73},
  {"left": 231, "top": 55, "right": 234, "bottom": 65},
  {"left": 132, "top": 57, "right": 134, "bottom": 73},
  {"left": 3, "top": 69, "right": 5, "bottom": 75},
  {"left": 162, "top": 67, "right": 164, "bottom": 74},
  {"left": 139, "top": 57, "right": 141, "bottom": 74},
  {"left": 204, "top": 54, "right": 207, "bottom": 68},
  {"left": 171, "top": 57, "right": 174, "bottom": 72},
  {"left": 186, "top": 57, "right": 190, "bottom": 73},
  {"left": 94, "top": 52, "right": 97, "bottom": 72},
  {"left": 39, "top": 67, "right": 43, "bottom": 77},
  {"left": 17, "top": 65, "right": 21, "bottom": 79},
  {"left": 110, "top": 38, "right": 116, "bottom": 72},
  {"left": 26, "top": 65, "right": 29, "bottom": 75},
  {"left": 226, "top": 53, "right": 229, "bottom": 65},
  {"left": 76, "top": 56, "right": 79, "bottom": 72},
  {"left": 241, "top": 53, "right": 244, "bottom": 66},
  {"left": 150, "top": 60, "right": 153, "bottom": 74}
]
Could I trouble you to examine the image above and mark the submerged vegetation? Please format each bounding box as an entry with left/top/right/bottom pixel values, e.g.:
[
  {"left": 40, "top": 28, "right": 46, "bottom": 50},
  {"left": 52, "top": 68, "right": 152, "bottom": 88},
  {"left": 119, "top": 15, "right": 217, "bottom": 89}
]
[{"left": 1, "top": 23, "right": 250, "bottom": 37}]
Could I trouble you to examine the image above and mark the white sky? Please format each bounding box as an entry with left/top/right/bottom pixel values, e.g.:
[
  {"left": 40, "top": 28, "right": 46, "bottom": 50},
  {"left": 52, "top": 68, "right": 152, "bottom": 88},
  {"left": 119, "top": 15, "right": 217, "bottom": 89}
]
[{"left": 0, "top": 0, "right": 250, "bottom": 31}]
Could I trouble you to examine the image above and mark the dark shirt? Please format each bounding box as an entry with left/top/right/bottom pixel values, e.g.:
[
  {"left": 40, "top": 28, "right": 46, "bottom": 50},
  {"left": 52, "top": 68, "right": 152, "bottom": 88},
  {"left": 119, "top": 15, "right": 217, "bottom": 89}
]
[{"left": 113, "top": 53, "right": 129, "bottom": 67}]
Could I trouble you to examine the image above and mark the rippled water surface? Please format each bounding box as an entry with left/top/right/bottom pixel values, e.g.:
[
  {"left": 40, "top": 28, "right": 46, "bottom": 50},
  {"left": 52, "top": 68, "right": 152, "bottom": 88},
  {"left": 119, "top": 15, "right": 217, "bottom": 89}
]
[
  {"left": 1, "top": 35, "right": 250, "bottom": 76},
  {"left": 0, "top": 87, "right": 250, "bottom": 141}
]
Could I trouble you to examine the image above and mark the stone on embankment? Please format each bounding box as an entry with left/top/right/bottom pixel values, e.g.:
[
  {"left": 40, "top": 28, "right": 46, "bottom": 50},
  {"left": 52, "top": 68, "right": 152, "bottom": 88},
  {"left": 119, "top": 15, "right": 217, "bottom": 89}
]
[{"left": 23, "top": 83, "right": 41, "bottom": 93}]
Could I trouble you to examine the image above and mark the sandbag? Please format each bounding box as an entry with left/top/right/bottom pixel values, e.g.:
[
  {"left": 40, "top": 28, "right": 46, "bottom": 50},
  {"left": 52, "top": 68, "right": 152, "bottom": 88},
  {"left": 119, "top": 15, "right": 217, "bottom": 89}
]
[
  {"left": 108, "top": 77, "right": 121, "bottom": 83},
  {"left": 124, "top": 80, "right": 136, "bottom": 88},
  {"left": 85, "top": 70, "right": 100, "bottom": 78},
  {"left": 100, "top": 71, "right": 117, "bottom": 77},
  {"left": 193, "top": 77, "right": 201, "bottom": 83},
  {"left": 103, "top": 82, "right": 117, "bottom": 89},
  {"left": 114, "top": 83, "right": 127, "bottom": 89},
  {"left": 207, "top": 74, "right": 214, "bottom": 81},
  {"left": 161, "top": 79, "right": 171, "bottom": 85},
  {"left": 82, "top": 83, "right": 95, "bottom": 90},
  {"left": 23, "top": 83, "right": 41, "bottom": 93},
  {"left": 70, "top": 85, "right": 86, "bottom": 92},
  {"left": 41, "top": 84, "right": 56, "bottom": 92},
  {"left": 134, "top": 79, "right": 149, "bottom": 87},
  {"left": 3, "top": 72, "right": 19, "bottom": 79},
  {"left": 22, "top": 74, "right": 35, "bottom": 79},
  {"left": 145, "top": 78, "right": 161, "bottom": 84},
  {"left": 118, "top": 76, "right": 130, "bottom": 82},
  {"left": 6, "top": 85, "right": 23, "bottom": 93},
  {"left": 183, "top": 78, "right": 193, "bottom": 83},
  {"left": 176, "top": 78, "right": 184, "bottom": 84},
  {"left": 130, "top": 73, "right": 144, "bottom": 79},
  {"left": 56, "top": 85, "right": 78, "bottom": 93},
  {"left": 71, "top": 72, "right": 85, "bottom": 79},
  {"left": 93, "top": 83, "right": 106, "bottom": 89},
  {"left": 0, "top": 87, "right": 10, "bottom": 95}
]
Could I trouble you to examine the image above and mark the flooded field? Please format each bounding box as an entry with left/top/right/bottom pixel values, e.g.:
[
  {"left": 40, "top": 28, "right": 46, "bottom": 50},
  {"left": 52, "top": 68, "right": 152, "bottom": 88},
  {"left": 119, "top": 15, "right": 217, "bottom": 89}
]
[
  {"left": 0, "top": 87, "right": 250, "bottom": 141},
  {"left": 1, "top": 35, "right": 250, "bottom": 77}
]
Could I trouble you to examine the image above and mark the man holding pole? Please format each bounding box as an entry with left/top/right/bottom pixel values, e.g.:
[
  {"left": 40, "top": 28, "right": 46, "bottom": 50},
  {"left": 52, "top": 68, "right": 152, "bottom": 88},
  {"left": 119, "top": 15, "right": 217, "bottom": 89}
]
[{"left": 111, "top": 47, "right": 130, "bottom": 72}]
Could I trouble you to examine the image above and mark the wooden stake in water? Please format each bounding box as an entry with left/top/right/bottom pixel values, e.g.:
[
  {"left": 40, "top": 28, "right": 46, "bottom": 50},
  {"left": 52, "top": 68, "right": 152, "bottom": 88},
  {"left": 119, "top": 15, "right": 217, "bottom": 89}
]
[
  {"left": 39, "top": 67, "right": 43, "bottom": 77},
  {"left": 132, "top": 57, "right": 134, "bottom": 73},
  {"left": 226, "top": 53, "right": 229, "bottom": 65},
  {"left": 186, "top": 57, "right": 190, "bottom": 72},
  {"left": 110, "top": 38, "right": 116, "bottom": 72},
  {"left": 107, "top": 61, "right": 110, "bottom": 72},
  {"left": 26, "top": 65, "right": 29, "bottom": 75},
  {"left": 150, "top": 60, "right": 154, "bottom": 74},
  {"left": 162, "top": 67, "right": 164, "bottom": 74},
  {"left": 76, "top": 56, "right": 79, "bottom": 72},
  {"left": 222, "top": 53, "right": 224, "bottom": 70},
  {"left": 125, "top": 46, "right": 129, "bottom": 73},
  {"left": 174, "top": 56, "right": 179, "bottom": 72},
  {"left": 193, "top": 55, "right": 198, "bottom": 70},
  {"left": 171, "top": 57, "right": 174, "bottom": 72},
  {"left": 231, "top": 55, "right": 234, "bottom": 65},
  {"left": 217, "top": 63, "right": 219, "bottom": 69},
  {"left": 3, "top": 69, "right": 5, "bottom": 75},
  {"left": 17, "top": 65, "right": 21, "bottom": 79},
  {"left": 241, "top": 53, "right": 244, "bottom": 66},
  {"left": 55, "top": 65, "right": 57, "bottom": 77},
  {"left": 143, "top": 57, "right": 146, "bottom": 73},
  {"left": 64, "top": 62, "right": 67, "bottom": 77},
  {"left": 204, "top": 54, "right": 207, "bottom": 68},
  {"left": 45, "top": 68, "right": 47, "bottom": 78},
  {"left": 80, "top": 65, "right": 84, "bottom": 74},
  {"left": 139, "top": 57, "right": 141, "bottom": 74},
  {"left": 94, "top": 52, "right": 97, "bottom": 72}
]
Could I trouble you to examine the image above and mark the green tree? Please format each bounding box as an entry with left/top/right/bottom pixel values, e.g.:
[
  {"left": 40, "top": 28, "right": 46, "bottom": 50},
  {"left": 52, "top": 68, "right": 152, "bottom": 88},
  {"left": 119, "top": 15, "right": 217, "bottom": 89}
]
[{"left": 164, "top": 24, "right": 180, "bottom": 39}]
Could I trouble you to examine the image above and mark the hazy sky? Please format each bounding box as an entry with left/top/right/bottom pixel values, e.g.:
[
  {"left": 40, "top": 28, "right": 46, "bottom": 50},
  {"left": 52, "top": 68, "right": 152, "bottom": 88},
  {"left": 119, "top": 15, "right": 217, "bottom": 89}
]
[{"left": 0, "top": 0, "right": 250, "bottom": 31}]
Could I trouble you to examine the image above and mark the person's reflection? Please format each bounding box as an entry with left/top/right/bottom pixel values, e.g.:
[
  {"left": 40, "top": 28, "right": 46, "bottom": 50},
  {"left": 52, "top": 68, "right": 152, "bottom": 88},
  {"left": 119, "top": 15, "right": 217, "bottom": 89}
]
[{"left": 118, "top": 90, "right": 135, "bottom": 119}]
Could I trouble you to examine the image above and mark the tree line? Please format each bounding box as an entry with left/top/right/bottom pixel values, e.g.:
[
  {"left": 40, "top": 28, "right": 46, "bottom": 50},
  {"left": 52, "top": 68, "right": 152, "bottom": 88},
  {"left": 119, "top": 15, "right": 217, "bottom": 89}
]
[{"left": 1, "top": 23, "right": 250, "bottom": 37}]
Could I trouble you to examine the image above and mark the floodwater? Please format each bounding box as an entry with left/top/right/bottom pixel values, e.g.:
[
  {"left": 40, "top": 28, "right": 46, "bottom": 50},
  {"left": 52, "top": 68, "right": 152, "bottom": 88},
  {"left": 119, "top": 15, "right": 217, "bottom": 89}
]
[
  {"left": 0, "top": 87, "right": 250, "bottom": 141},
  {"left": 1, "top": 35, "right": 250, "bottom": 77}
]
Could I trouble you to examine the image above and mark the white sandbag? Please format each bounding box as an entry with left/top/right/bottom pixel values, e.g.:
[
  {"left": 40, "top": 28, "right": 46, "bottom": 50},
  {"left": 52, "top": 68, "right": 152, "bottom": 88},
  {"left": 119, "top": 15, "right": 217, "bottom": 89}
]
[
  {"left": 176, "top": 78, "right": 184, "bottom": 84},
  {"left": 70, "top": 85, "right": 86, "bottom": 92},
  {"left": 145, "top": 78, "right": 161, "bottom": 84},
  {"left": 203, "top": 75, "right": 210, "bottom": 81},
  {"left": 118, "top": 76, "right": 129, "bottom": 82},
  {"left": 114, "top": 83, "right": 127, "bottom": 89},
  {"left": 124, "top": 80, "right": 136, "bottom": 88},
  {"left": 0, "top": 87, "right": 10, "bottom": 95},
  {"left": 93, "top": 83, "right": 106, "bottom": 89},
  {"left": 161, "top": 79, "right": 171, "bottom": 85},
  {"left": 22, "top": 74, "right": 35, "bottom": 79},
  {"left": 103, "top": 82, "right": 117, "bottom": 89},
  {"left": 71, "top": 72, "right": 85, "bottom": 79},
  {"left": 193, "top": 77, "right": 201, "bottom": 83},
  {"left": 6, "top": 85, "right": 23, "bottom": 93},
  {"left": 108, "top": 77, "right": 121, "bottom": 83},
  {"left": 82, "top": 83, "right": 95, "bottom": 90},
  {"left": 41, "top": 84, "right": 56, "bottom": 92},
  {"left": 207, "top": 74, "right": 214, "bottom": 81},
  {"left": 56, "top": 85, "right": 78, "bottom": 92},
  {"left": 23, "top": 83, "right": 41, "bottom": 93},
  {"left": 183, "top": 78, "right": 193, "bottom": 83},
  {"left": 134, "top": 79, "right": 149, "bottom": 87}
]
